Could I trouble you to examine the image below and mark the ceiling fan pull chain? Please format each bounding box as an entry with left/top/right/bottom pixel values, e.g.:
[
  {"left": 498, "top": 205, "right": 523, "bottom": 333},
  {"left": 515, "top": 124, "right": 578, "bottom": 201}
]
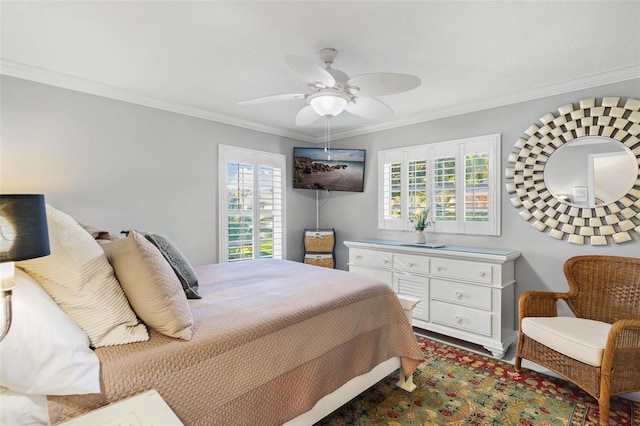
[
  {"left": 324, "top": 116, "right": 328, "bottom": 152},
  {"left": 324, "top": 117, "right": 332, "bottom": 160},
  {"left": 328, "top": 118, "right": 331, "bottom": 160}
]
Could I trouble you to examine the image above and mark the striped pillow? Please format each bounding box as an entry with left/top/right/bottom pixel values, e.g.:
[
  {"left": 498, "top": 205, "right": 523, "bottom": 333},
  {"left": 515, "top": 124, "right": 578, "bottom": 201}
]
[{"left": 17, "top": 205, "right": 148, "bottom": 347}]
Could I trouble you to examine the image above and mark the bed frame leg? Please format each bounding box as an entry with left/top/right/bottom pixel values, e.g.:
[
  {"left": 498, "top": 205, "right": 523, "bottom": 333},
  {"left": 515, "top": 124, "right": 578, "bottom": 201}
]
[{"left": 396, "top": 369, "right": 417, "bottom": 392}]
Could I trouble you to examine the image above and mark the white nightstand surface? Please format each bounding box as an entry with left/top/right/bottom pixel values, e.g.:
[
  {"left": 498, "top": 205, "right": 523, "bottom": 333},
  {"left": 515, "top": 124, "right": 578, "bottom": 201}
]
[{"left": 57, "top": 390, "right": 182, "bottom": 426}]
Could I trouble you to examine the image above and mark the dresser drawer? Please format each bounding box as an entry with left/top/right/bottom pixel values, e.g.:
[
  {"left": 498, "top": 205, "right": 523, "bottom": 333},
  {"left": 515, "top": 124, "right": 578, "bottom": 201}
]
[
  {"left": 349, "top": 248, "right": 392, "bottom": 269},
  {"left": 431, "top": 258, "right": 492, "bottom": 284},
  {"left": 393, "top": 272, "right": 429, "bottom": 321},
  {"left": 393, "top": 253, "right": 429, "bottom": 274},
  {"left": 430, "top": 301, "right": 492, "bottom": 336},
  {"left": 431, "top": 279, "right": 492, "bottom": 310},
  {"left": 349, "top": 265, "right": 393, "bottom": 287}
]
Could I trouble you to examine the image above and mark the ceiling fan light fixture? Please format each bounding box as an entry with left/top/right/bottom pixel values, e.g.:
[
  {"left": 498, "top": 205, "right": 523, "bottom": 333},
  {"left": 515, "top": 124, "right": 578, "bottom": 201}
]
[
  {"left": 308, "top": 91, "right": 350, "bottom": 117},
  {"left": 240, "top": 48, "right": 421, "bottom": 126}
]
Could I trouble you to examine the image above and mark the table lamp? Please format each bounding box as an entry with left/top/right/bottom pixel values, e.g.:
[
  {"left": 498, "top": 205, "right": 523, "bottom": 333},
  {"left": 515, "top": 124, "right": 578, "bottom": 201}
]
[{"left": 0, "top": 194, "right": 50, "bottom": 341}]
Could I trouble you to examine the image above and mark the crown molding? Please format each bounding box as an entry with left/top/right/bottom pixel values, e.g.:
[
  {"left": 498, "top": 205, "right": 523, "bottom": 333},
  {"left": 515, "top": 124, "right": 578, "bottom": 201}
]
[
  {"left": 2, "top": 59, "right": 637, "bottom": 144},
  {"left": 325, "top": 64, "right": 640, "bottom": 142},
  {"left": 0, "top": 59, "right": 317, "bottom": 143}
]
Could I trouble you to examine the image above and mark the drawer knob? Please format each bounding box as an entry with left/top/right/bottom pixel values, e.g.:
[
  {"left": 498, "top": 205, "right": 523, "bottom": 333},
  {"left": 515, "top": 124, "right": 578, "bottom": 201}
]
[
  {"left": 479, "top": 271, "right": 486, "bottom": 277},
  {"left": 436, "top": 266, "right": 442, "bottom": 271},
  {"left": 408, "top": 262, "right": 414, "bottom": 267},
  {"left": 384, "top": 259, "right": 389, "bottom": 264},
  {"left": 455, "top": 291, "right": 462, "bottom": 299},
  {"left": 455, "top": 315, "right": 462, "bottom": 323},
  {"left": 356, "top": 255, "right": 362, "bottom": 259}
]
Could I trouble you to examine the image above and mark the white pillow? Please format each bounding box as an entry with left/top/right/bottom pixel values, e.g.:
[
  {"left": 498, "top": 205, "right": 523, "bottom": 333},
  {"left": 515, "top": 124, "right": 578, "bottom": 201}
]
[
  {"left": 0, "top": 389, "right": 48, "bottom": 426},
  {"left": 17, "top": 205, "right": 148, "bottom": 347},
  {"left": 0, "top": 269, "right": 100, "bottom": 395}
]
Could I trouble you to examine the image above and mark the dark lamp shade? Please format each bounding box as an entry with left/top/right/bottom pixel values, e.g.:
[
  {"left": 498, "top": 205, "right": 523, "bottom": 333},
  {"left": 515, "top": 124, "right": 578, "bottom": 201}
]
[{"left": 0, "top": 194, "right": 51, "bottom": 262}]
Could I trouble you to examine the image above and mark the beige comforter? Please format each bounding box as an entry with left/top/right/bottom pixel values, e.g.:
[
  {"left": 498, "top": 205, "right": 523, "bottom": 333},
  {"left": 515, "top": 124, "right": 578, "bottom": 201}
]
[{"left": 48, "top": 259, "right": 423, "bottom": 425}]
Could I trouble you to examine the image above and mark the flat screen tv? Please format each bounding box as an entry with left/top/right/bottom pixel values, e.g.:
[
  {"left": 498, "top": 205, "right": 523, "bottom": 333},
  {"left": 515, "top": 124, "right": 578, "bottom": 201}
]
[{"left": 293, "top": 147, "right": 366, "bottom": 192}]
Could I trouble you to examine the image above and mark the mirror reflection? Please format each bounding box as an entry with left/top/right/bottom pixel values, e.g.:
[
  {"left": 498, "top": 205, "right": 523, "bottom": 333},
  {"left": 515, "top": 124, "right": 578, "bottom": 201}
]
[{"left": 544, "top": 136, "right": 637, "bottom": 208}]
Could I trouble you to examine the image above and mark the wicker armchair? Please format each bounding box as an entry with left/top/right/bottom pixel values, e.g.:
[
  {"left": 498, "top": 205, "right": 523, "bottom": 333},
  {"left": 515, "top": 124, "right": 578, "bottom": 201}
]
[{"left": 515, "top": 255, "right": 640, "bottom": 426}]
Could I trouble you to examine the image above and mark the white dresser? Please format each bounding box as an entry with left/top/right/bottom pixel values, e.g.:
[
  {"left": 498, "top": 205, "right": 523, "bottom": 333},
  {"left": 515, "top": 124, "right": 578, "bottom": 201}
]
[{"left": 344, "top": 240, "right": 520, "bottom": 358}]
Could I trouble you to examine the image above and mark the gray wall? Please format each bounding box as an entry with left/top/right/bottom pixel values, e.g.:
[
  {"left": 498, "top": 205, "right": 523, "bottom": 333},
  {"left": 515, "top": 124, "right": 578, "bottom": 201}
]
[
  {"left": 320, "top": 79, "right": 640, "bottom": 303},
  {"left": 0, "top": 76, "right": 317, "bottom": 266},
  {"left": 1, "top": 75, "right": 639, "bottom": 308}
]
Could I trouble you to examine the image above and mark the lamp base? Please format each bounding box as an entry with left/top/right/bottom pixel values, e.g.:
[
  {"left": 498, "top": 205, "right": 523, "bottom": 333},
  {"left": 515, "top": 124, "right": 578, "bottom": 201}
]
[
  {"left": 0, "top": 262, "right": 15, "bottom": 341},
  {"left": 0, "top": 289, "right": 13, "bottom": 341}
]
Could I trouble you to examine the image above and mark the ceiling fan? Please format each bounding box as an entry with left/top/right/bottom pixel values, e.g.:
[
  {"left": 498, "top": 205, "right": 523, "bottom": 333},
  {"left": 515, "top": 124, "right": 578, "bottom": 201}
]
[{"left": 239, "top": 48, "right": 421, "bottom": 126}]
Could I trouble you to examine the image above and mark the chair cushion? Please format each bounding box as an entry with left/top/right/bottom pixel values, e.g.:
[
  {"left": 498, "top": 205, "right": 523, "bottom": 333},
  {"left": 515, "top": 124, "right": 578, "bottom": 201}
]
[{"left": 521, "top": 317, "right": 611, "bottom": 367}]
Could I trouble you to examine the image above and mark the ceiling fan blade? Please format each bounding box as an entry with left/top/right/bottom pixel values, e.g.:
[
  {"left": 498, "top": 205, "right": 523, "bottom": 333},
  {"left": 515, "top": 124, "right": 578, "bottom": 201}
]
[
  {"left": 285, "top": 55, "right": 336, "bottom": 88},
  {"left": 347, "top": 73, "right": 421, "bottom": 97},
  {"left": 295, "top": 105, "right": 321, "bottom": 126},
  {"left": 345, "top": 97, "right": 395, "bottom": 120},
  {"left": 238, "top": 93, "right": 306, "bottom": 105}
]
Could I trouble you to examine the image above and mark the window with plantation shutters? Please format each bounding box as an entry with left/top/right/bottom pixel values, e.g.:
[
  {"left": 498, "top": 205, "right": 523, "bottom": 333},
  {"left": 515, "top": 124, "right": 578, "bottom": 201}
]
[
  {"left": 378, "top": 134, "right": 501, "bottom": 236},
  {"left": 433, "top": 155, "right": 456, "bottom": 223},
  {"left": 408, "top": 159, "right": 427, "bottom": 222},
  {"left": 464, "top": 153, "right": 490, "bottom": 223},
  {"left": 219, "top": 145, "right": 286, "bottom": 262},
  {"left": 383, "top": 162, "right": 402, "bottom": 220},
  {"left": 257, "top": 165, "right": 283, "bottom": 258},
  {"left": 225, "top": 161, "right": 254, "bottom": 260},
  {"left": 379, "top": 150, "right": 404, "bottom": 230}
]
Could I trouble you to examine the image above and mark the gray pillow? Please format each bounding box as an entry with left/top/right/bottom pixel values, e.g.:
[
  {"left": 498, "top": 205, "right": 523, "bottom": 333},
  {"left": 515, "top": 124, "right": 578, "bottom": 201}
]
[{"left": 123, "top": 231, "right": 201, "bottom": 299}]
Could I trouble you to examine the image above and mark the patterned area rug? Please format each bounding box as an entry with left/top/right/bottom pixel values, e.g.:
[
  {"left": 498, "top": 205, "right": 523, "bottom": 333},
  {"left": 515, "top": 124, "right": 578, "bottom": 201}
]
[{"left": 317, "top": 335, "right": 639, "bottom": 425}]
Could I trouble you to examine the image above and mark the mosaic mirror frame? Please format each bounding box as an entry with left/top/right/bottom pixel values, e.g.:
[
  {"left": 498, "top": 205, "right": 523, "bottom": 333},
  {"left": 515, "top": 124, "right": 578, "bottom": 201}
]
[{"left": 505, "top": 97, "right": 640, "bottom": 245}]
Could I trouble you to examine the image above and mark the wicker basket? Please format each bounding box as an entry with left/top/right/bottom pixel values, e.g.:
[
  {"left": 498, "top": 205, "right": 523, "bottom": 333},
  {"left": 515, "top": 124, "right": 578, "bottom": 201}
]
[
  {"left": 304, "top": 229, "right": 335, "bottom": 253},
  {"left": 304, "top": 254, "right": 334, "bottom": 268}
]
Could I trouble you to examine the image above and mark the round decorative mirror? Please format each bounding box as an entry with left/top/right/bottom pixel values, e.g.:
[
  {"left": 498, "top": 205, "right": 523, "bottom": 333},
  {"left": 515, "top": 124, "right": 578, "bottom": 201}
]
[
  {"left": 506, "top": 97, "right": 640, "bottom": 245},
  {"left": 544, "top": 136, "right": 637, "bottom": 207}
]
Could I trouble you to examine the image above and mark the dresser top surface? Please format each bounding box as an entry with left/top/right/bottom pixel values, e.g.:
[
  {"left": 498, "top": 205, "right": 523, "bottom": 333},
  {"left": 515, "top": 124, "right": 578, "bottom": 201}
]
[{"left": 345, "top": 239, "right": 520, "bottom": 259}]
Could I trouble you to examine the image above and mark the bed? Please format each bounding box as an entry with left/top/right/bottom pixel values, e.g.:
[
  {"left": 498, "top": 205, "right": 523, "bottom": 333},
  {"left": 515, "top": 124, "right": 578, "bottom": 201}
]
[
  {"left": 1, "top": 206, "right": 423, "bottom": 425},
  {"left": 49, "top": 259, "right": 422, "bottom": 425}
]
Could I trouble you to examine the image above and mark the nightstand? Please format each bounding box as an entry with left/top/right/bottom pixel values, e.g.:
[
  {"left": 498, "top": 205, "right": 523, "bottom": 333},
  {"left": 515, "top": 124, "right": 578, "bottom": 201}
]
[{"left": 57, "top": 389, "right": 182, "bottom": 426}]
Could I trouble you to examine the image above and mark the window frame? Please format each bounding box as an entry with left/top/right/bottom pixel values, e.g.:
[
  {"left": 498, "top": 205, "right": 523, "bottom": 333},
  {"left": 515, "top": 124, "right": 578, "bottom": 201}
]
[
  {"left": 378, "top": 134, "right": 501, "bottom": 236},
  {"left": 218, "top": 144, "right": 286, "bottom": 262}
]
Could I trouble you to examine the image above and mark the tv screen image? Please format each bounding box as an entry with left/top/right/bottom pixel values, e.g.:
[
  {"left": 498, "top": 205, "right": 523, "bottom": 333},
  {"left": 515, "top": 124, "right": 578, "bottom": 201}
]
[{"left": 293, "top": 147, "right": 366, "bottom": 192}]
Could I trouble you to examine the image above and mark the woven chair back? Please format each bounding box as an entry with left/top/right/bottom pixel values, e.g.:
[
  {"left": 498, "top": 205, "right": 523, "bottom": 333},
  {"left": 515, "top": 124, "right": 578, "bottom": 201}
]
[{"left": 563, "top": 255, "right": 640, "bottom": 323}]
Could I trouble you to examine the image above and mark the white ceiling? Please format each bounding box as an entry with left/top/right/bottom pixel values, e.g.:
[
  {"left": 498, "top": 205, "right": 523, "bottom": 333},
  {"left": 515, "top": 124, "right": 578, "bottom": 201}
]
[{"left": 2, "top": 1, "right": 639, "bottom": 142}]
